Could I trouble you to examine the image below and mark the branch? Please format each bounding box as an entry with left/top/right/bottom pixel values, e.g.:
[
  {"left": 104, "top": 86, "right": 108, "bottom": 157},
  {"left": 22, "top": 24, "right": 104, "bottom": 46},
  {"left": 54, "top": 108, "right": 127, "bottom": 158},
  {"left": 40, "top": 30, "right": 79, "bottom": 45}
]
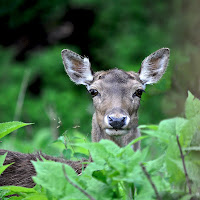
[
  {"left": 176, "top": 135, "right": 192, "bottom": 194},
  {"left": 140, "top": 163, "right": 161, "bottom": 200},
  {"left": 62, "top": 165, "right": 95, "bottom": 200}
]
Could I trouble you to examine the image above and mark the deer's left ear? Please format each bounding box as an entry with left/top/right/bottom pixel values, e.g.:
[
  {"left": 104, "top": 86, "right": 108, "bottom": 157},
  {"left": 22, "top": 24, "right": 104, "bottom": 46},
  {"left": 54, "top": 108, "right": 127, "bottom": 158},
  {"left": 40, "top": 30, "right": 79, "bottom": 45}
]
[
  {"left": 61, "top": 49, "right": 94, "bottom": 86},
  {"left": 138, "top": 48, "right": 170, "bottom": 85}
]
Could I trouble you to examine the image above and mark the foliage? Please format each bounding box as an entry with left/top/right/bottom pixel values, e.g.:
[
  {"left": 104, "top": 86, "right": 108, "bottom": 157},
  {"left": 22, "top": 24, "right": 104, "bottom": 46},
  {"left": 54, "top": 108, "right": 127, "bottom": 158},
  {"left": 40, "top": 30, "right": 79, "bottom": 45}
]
[
  {"left": 0, "top": 121, "right": 32, "bottom": 139},
  {"left": 0, "top": 45, "right": 92, "bottom": 145},
  {"left": 0, "top": 1, "right": 175, "bottom": 145},
  {"left": 0, "top": 92, "right": 200, "bottom": 199},
  {"left": 0, "top": 121, "right": 32, "bottom": 184}
]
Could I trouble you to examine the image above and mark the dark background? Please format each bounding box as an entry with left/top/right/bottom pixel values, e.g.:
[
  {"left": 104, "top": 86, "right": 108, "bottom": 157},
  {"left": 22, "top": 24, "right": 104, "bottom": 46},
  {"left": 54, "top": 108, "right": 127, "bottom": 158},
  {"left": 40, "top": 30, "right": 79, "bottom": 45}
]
[{"left": 0, "top": 0, "right": 200, "bottom": 153}]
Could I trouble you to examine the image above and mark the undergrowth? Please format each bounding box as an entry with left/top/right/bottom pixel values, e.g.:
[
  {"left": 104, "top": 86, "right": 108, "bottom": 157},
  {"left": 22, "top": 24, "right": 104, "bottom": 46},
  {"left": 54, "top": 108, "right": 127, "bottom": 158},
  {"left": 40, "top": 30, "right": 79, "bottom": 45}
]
[{"left": 0, "top": 91, "right": 200, "bottom": 200}]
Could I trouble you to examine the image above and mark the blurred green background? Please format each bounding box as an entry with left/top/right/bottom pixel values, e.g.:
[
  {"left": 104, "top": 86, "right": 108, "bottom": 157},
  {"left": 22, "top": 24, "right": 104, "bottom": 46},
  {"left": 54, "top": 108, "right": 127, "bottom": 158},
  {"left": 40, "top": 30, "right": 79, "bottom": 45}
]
[{"left": 0, "top": 0, "right": 200, "bottom": 154}]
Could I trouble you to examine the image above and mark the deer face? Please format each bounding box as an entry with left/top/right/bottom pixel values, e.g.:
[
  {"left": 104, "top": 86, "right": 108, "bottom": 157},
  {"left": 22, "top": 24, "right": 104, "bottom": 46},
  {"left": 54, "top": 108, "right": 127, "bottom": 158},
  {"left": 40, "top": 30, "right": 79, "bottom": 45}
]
[
  {"left": 61, "top": 48, "right": 170, "bottom": 137},
  {"left": 88, "top": 69, "right": 144, "bottom": 136}
]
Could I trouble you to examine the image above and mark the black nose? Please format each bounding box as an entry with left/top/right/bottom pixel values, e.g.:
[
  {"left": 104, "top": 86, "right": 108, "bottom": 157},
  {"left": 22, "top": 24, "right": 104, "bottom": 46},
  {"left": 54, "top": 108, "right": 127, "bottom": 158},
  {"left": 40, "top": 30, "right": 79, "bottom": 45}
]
[{"left": 107, "top": 116, "right": 127, "bottom": 129}]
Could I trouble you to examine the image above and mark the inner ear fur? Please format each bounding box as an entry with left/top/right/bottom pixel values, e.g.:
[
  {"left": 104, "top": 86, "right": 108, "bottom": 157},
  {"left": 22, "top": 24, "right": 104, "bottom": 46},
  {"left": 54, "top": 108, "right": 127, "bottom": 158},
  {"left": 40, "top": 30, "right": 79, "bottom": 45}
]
[
  {"left": 61, "top": 49, "right": 94, "bottom": 86},
  {"left": 138, "top": 48, "right": 170, "bottom": 85}
]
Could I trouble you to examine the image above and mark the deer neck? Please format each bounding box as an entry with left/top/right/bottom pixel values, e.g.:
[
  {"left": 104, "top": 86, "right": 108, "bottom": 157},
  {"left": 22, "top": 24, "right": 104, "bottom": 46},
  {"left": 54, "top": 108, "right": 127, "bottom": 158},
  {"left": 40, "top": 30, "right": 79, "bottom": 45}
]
[{"left": 91, "top": 113, "right": 140, "bottom": 150}]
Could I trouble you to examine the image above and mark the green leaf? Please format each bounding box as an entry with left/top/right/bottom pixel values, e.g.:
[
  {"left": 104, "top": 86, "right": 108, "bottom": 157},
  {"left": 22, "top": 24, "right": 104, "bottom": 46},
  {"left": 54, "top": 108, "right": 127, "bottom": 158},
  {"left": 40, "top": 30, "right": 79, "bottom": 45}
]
[
  {"left": 0, "top": 188, "right": 10, "bottom": 198},
  {"left": 99, "top": 139, "right": 121, "bottom": 154},
  {"left": 0, "top": 153, "right": 14, "bottom": 175},
  {"left": 166, "top": 139, "right": 185, "bottom": 185},
  {"left": 119, "top": 136, "right": 148, "bottom": 156},
  {"left": 188, "top": 161, "right": 200, "bottom": 181},
  {"left": 138, "top": 124, "right": 158, "bottom": 130},
  {"left": 157, "top": 118, "right": 188, "bottom": 146},
  {"left": 32, "top": 160, "right": 87, "bottom": 199},
  {"left": 159, "top": 118, "right": 187, "bottom": 136},
  {"left": 180, "top": 194, "right": 195, "bottom": 200},
  {"left": 23, "top": 194, "right": 48, "bottom": 200},
  {"left": 158, "top": 118, "right": 176, "bottom": 136},
  {"left": 0, "top": 153, "right": 7, "bottom": 166},
  {"left": 73, "top": 152, "right": 89, "bottom": 159},
  {"left": 140, "top": 129, "right": 168, "bottom": 143},
  {"left": 179, "top": 120, "right": 197, "bottom": 148},
  {"left": 63, "top": 149, "right": 72, "bottom": 160},
  {"left": 185, "top": 91, "right": 200, "bottom": 119},
  {"left": 92, "top": 170, "right": 107, "bottom": 184},
  {"left": 0, "top": 186, "right": 36, "bottom": 194},
  {"left": 146, "top": 154, "right": 165, "bottom": 173},
  {"left": 107, "top": 157, "right": 127, "bottom": 174},
  {"left": 0, "top": 121, "right": 33, "bottom": 139},
  {"left": 73, "top": 141, "right": 113, "bottom": 162},
  {"left": 166, "top": 158, "right": 185, "bottom": 184},
  {"left": 0, "top": 163, "right": 14, "bottom": 175}
]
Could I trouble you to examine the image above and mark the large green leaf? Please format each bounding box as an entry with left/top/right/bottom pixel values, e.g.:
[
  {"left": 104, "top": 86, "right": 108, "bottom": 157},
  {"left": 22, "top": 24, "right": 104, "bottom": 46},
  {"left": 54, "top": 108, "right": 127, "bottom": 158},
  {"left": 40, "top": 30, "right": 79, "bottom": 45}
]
[
  {"left": 99, "top": 139, "right": 121, "bottom": 154},
  {"left": 32, "top": 160, "right": 87, "bottom": 199},
  {"left": 74, "top": 141, "right": 113, "bottom": 163},
  {"left": 158, "top": 118, "right": 187, "bottom": 136},
  {"left": 165, "top": 140, "right": 185, "bottom": 185},
  {"left": 179, "top": 119, "right": 197, "bottom": 148},
  {"left": 146, "top": 154, "right": 165, "bottom": 173},
  {"left": 0, "top": 121, "right": 33, "bottom": 139}
]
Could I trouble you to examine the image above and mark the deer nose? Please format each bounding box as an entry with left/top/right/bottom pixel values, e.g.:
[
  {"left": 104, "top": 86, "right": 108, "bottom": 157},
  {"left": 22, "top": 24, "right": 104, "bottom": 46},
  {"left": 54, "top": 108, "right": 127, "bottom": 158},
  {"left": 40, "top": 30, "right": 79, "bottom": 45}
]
[{"left": 107, "top": 116, "right": 127, "bottom": 129}]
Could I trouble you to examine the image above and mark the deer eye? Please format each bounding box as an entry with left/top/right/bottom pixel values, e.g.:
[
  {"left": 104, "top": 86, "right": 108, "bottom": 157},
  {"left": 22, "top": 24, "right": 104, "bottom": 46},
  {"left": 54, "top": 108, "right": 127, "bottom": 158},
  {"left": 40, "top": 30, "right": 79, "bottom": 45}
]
[
  {"left": 89, "top": 89, "right": 99, "bottom": 97},
  {"left": 133, "top": 89, "right": 144, "bottom": 98}
]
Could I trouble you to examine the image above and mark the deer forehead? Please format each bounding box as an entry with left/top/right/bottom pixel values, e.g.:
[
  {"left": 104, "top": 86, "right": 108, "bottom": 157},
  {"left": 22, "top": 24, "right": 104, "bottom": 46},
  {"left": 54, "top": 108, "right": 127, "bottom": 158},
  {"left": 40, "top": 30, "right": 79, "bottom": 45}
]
[{"left": 89, "top": 69, "right": 144, "bottom": 92}]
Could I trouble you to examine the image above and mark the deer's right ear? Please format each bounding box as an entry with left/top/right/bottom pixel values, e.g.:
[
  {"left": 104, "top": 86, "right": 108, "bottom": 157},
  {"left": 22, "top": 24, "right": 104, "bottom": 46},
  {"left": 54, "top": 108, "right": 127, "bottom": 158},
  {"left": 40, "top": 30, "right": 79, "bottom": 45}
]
[{"left": 61, "top": 49, "right": 94, "bottom": 86}]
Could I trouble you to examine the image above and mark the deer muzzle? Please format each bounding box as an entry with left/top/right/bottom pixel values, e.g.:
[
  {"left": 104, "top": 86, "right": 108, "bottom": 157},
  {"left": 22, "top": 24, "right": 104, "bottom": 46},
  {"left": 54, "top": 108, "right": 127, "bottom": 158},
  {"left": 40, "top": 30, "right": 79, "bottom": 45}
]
[{"left": 104, "top": 112, "right": 130, "bottom": 136}]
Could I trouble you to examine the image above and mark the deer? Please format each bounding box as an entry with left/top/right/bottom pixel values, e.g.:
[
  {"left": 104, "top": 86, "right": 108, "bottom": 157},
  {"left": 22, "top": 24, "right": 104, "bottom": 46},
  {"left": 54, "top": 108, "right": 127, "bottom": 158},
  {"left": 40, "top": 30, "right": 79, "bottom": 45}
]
[
  {"left": 61, "top": 47, "right": 170, "bottom": 150},
  {"left": 0, "top": 47, "right": 170, "bottom": 188}
]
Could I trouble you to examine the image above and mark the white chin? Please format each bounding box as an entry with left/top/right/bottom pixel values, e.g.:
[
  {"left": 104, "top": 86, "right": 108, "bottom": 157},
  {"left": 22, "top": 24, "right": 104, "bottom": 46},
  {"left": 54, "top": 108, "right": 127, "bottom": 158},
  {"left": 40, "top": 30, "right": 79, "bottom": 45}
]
[{"left": 105, "top": 129, "right": 128, "bottom": 136}]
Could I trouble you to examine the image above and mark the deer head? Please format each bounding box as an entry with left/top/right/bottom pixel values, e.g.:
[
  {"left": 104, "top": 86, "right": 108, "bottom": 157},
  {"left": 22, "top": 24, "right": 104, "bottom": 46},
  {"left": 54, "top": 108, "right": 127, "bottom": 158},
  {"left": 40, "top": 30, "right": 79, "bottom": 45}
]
[{"left": 61, "top": 48, "right": 170, "bottom": 149}]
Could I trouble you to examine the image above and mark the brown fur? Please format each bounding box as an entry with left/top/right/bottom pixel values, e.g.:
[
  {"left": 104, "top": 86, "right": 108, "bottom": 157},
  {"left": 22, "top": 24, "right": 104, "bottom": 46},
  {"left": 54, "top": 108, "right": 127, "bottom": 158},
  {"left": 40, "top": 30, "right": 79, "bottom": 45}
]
[
  {"left": 91, "top": 69, "right": 142, "bottom": 149},
  {"left": 0, "top": 149, "right": 87, "bottom": 188}
]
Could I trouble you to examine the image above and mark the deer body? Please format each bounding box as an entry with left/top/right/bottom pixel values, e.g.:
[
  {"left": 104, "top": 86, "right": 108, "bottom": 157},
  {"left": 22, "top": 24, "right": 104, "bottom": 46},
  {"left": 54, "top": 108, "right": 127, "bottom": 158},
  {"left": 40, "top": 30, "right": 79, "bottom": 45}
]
[
  {"left": 0, "top": 149, "right": 86, "bottom": 188},
  {"left": 62, "top": 48, "right": 170, "bottom": 150}
]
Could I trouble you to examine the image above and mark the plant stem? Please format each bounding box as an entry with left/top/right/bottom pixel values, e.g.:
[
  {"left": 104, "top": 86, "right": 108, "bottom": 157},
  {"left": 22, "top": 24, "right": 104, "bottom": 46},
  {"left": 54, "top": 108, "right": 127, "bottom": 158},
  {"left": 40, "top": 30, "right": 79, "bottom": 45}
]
[
  {"left": 14, "top": 69, "right": 31, "bottom": 121},
  {"left": 62, "top": 165, "right": 95, "bottom": 200},
  {"left": 176, "top": 135, "right": 192, "bottom": 194},
  {"left": 140, "top": 163, "right": 161, "bottom": 200}
]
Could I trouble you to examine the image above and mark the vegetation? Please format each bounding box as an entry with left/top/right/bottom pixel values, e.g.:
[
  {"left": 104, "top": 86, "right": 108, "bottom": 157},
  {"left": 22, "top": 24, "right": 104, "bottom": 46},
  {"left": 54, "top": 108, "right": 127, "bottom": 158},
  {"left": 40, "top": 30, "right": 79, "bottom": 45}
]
[
  {"left": 0, "top": 1, "right": 175, "bottom": 149},
  {"left": 0, "top": 1, "right": 200, "bottom": 199},
  {"left": 0, "top": 92, "right": 200, "bottom": 199}
]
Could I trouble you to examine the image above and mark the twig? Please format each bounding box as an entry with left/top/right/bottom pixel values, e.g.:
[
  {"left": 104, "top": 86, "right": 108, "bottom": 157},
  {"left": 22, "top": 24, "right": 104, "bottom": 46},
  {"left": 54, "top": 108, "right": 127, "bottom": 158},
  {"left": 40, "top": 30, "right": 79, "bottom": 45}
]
[
  {"left": 63, "top": 131, "right": 78, "bottom": 161},
  {"left": 140, "top": 163, "right": 161, "bottom": 200},
  {"left": 14, "top": 69, "right": 31, "bottom": 121},
  {"left": 62, "top": 165, "right": 95, "bottom": 200},
  {"left": 176, "top": 135, "right": 192, "bottom": 194}
]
